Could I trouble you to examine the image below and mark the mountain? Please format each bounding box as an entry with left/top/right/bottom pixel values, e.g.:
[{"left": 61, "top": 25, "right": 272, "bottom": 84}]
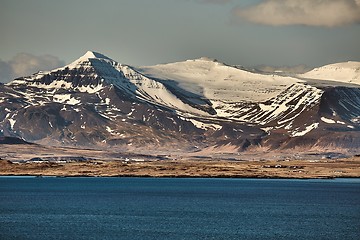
[
  {"left": 1, "top": 51, "right": 359, "bottom": 155},
  {"left": 300, "top": 61, "right": 360, "bottom": 84}
]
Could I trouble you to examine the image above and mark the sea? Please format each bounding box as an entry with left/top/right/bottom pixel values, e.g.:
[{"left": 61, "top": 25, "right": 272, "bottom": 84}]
[{"left": 0, "top": 177, "right": 359, "bottom": 240}]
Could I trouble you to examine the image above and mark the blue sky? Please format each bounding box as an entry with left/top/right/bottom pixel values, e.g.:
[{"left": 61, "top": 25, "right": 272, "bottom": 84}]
[{"left": 1, "top": 0, "right": 360, "bottom": 82}]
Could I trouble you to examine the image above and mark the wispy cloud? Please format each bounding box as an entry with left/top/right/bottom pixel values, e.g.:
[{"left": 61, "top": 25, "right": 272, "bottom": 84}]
[
  {"left": 0, "top": 53, "right": 64, "bottom": 83},
  {"left": 232, "top": 0, "right": 360, "bottom": 27},
  {"left": 255, "top": 64, "right": 312, "bottom": 74},
  {"left": 0, "top": 61, "right": 13, "bottom": 84}
]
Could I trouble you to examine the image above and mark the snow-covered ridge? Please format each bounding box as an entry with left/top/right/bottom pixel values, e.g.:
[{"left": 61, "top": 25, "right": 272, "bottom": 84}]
[
  {"left": 190, "top": 57, "right": 219, "bottom": 62},
  {"left": 6, "top": 52, "right": 360, "bottom": 125},
  {"left": 2, "top": 51, "right": 360, "bottom": 147},
  {"left": 7, "top": 51, "right": 212, "bottom": 115},
  {"left": 300, "top": 61, "right": 360, "bottom": 85},
  {"left": 138, "top": 58, "right": 303, "bottom": 103},
  {"left": 8, "top": 51, "right": 113, "bottom": 90},
  {"left": 213, "top": 83, "right": 323, "bottom": 127}
]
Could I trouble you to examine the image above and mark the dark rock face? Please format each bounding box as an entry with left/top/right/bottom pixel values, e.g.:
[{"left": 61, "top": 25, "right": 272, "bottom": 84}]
[
  {"left": 0, "top": 52, "right": 359, "bottom": 153},
  {"left": 0, "top": 136, "right": 32, "bottom": 145},
  {"left": 319, "top": 87, "right": 360, "bottom": 120}
]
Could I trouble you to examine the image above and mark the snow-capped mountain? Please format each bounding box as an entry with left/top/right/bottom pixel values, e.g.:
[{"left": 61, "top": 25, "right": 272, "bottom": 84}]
[
  {"left": 9, "top": 51, "right": 209, "bottom": 115},
  {"left": 139, "top": 57, "right": 301, "bottom": 102},
  {"left": 1, "top": 51, "right": 359, "bottom": 153},
  {"left": 138, "top": 59, "right": 319, "bottom": 127},
  {"left": 300, "top": 61, "right": 360, "bottom": 84}
]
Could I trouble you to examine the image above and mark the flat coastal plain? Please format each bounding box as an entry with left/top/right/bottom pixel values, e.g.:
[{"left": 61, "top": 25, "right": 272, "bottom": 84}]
[{"left": 1, "top": 144, "right": 360, "bottom": 179}]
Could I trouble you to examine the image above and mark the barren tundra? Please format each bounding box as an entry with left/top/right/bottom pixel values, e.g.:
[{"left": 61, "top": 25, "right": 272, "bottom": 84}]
[{"left": 1, "top": 144, "right": 359, "bottom": 179}]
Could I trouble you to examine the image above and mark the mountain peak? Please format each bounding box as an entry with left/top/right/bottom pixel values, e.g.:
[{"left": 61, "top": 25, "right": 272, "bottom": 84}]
[
  {"left": 77, "top": 51, "right": 112, "bottom": 62},
  {"left": 65, "top": 51, "right": 115, "bottom": 69},
  {"left": 191, "top": 57, "right": 218, "bottom": 62}
]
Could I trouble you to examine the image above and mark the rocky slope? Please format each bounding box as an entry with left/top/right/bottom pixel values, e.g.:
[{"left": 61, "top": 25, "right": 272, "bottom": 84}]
[{"left": 0, "top": 52, "right": 359, "bottom": 154}]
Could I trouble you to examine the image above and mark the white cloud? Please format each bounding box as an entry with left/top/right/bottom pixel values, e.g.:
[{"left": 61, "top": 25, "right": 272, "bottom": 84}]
[
  {"left": 232, "top": 0, "right": 360, "bottom": 27},
  {"left": 0, "top": 53, "right": 64, "bottom": 83}
]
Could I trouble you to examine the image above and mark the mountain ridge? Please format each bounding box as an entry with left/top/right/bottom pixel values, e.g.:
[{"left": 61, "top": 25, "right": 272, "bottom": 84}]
[
  {"left": 300, "top": 61, "right": 360, "bottom": 84},
  {"left": 1, "top": 51, "right": 360, "bottom": 155}
]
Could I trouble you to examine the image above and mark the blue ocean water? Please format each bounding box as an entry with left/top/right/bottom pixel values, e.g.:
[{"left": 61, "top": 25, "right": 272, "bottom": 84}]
[{"left": 0, "top": 177, "right": 359, "bottom": 240}]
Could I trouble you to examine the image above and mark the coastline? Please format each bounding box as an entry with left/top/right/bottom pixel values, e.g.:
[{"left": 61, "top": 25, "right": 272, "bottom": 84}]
[
  {"left": 1, "top": 158, "right": 360, "bottom": 179},
  {"left": 1, "top": 144, "right": 359, "bottom": 179}
]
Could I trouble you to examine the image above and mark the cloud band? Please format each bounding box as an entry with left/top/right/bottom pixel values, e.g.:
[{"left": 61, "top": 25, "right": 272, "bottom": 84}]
[
  {"left": 0, "top": 53, "right": 64, "bottom": 83},
  {"left": 232, "top": 0, "right": 360, "bottom": 27}
]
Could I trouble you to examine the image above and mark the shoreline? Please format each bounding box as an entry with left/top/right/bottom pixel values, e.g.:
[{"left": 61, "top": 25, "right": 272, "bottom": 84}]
[
  {"left": 1, "top": 144, "right": 360, "bottom": 180},
  {"left": 0, "top": 174, "right": 339, "bottom": 179},
  {"left": 1, "top": 158, "right": 360, "bottom": 179}
]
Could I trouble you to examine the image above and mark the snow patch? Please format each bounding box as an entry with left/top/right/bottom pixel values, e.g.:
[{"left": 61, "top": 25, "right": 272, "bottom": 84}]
[
  {"left": 321, "top": 117, "right": 336, "bottom": 124},
  {"left": 106, "top": 126, "right": 114, "bottom": 133},
  {"left": 189, "top": 119, "right": 222, "bottom": 131},
  {"left": 8, "top": 119, "right": 16, "bottom": 129},
  {"left": 261, "top": 127, "right": 273, "bottom": 132},
  {"left": 76, "top": 84, "right": 104, "bottom": 94},
  {"left": 127, "top": 108, "right": 135, "bottom": 116},
  {"left": 53, "top": 94, "right": 80, "bottom": 105},
  {"left": 291, "top": 123, "right": 319, "bottom": 137}
]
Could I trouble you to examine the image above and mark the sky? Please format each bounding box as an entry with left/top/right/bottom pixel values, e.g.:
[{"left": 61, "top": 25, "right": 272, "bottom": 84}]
[{"left": 1, "top": 0, "right": 360, "bottom": 82}]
